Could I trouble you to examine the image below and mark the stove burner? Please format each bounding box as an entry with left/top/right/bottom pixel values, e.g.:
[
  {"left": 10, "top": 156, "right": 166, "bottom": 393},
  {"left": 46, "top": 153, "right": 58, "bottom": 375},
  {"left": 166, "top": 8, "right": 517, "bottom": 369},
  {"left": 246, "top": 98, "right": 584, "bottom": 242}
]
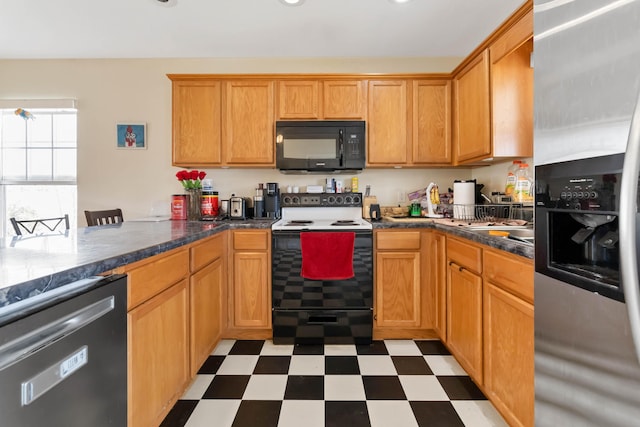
[{"left": 331, "top": 220, "right": 359, "bottom": 226}]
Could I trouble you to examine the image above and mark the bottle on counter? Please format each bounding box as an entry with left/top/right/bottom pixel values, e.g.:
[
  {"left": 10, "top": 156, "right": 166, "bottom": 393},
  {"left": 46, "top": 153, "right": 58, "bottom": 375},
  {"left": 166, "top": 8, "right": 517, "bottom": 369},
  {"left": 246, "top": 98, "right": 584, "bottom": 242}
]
[
  {"left": 513, "top": 163, "right": 533, "bottom": 203},
  {"left": 351, "top": 176, "right": 359, "bottom": 193},
  {"left": 254, "top": 183, "right": 265, "bottom": 218},
  {"left": 505, "top": 160, "right": 523, "bottom": 198}
]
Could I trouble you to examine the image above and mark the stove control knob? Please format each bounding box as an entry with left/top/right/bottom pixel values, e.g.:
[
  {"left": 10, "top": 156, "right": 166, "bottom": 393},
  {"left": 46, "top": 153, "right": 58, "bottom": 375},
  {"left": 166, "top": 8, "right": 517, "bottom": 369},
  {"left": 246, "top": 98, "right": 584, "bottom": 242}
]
[
  {"left": 292, "top": 196, "right": 300, "bottom": 205},
  {"left": 282, "top": 196, "right": 292, "bottom": 205},
  {"left": 352, "top": 194, "right": 361, "bottom": 204},
  {"left": 345, "top": 195, "right": 353, "bottom": 204},
  {"left": 336, "top": 195, "right": 344, "bottom": 204},
  {"left": 328, "top": 196, "right": 336, "bottom": 205}
]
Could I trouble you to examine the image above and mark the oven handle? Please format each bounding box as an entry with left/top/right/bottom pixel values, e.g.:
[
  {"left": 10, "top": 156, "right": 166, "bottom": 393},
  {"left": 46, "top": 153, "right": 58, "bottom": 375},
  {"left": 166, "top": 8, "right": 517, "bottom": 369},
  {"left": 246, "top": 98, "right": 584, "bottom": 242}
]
[{"left": 620, "top": 89, "right": 640, "bottom": 364}]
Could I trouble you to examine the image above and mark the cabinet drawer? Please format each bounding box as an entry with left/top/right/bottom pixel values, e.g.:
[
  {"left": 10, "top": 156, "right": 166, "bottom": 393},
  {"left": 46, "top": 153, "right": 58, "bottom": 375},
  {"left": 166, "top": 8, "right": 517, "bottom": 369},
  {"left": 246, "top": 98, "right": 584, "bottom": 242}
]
[
  {"left": 191, "top": 233, "right": 224, "bottom": 272},
  {"left": 484, "top": 249, "right": 533, "bottom": 304},
  {"left": 447, "top": 237, "right": 482, "bottom": 273},
  {"left": 233, "top": 230, "right": 269, "bottom": 251},
  {"left": 127, "top": 248, "right": 189, "bottom": 310},
  {"left": 376, "top": 231, "right": 421, "bottom": 250}
]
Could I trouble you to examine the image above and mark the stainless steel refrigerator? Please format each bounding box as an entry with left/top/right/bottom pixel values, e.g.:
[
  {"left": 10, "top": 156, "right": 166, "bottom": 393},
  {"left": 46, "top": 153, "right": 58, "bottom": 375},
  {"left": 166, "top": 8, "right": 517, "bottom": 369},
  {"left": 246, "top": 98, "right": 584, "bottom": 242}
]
[{"left": 534, "top": 0, "right": 640, "bottom": 426}]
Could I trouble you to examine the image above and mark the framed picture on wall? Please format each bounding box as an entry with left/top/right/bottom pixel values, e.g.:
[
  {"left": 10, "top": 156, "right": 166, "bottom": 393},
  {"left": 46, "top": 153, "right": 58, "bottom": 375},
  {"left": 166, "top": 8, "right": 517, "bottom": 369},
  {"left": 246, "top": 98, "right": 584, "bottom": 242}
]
[{"left": 116, "top": 123, "right": 146, "bottom": 149}]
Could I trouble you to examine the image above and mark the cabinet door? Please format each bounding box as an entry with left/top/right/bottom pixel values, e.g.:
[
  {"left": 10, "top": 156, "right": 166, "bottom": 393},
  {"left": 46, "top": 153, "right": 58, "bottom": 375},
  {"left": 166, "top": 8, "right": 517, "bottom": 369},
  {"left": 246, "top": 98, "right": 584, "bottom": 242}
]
[
  {"left": 453, "top": 50, "right": 491, "bottom": 164},
  {"left": 223, "top": 80, "right": 275, "bottom": 165},
  {"left": 367, "top": 80, "right": 409, "bottom": 165},
  {"left": 129, "top": 280, "right": 189, "bottom": 427},
  {"left": 172, "top": 80, "right": 222, "bottom": 166},
  {"left": 232, "top": 251, "right": 270, "bottom": 328},
  {"left": 423, "top": 231, "right": 447, "bottom": 340},
  {"left": 484, "top": 282, "right": 534, "bottom": 427},
  {"left": 277, "top": 80, "right": 320, "bottom": 119},
  {"left": 375, "top": 251, "right": 421, "bottom": 327},
  {"left": 447, "top": 261, "right": 483, "bottom": 384},
  {"left": 190, "top": 258, "right": 223, "bottom": 377},
  {"left": 323, "top": 80, "right": 366, "bottom": 119},
  {"left": 412, "top": 80, "right": 452, "bottom": 165}
]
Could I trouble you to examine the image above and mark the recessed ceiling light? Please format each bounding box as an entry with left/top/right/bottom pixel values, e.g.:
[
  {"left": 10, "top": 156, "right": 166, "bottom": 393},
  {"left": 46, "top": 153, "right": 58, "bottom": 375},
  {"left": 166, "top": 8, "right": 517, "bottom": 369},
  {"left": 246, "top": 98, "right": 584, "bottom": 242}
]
[{"left": 279, "top": 0, "right": 305, "bottom": 6}]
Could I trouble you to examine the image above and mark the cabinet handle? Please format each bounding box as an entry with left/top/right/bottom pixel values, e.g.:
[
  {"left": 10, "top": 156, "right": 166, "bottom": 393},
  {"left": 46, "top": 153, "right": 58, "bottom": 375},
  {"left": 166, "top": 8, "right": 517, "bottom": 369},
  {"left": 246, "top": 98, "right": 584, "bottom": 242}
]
[{"left": 459, "top": 266, "right": 464, "bottom": 272}]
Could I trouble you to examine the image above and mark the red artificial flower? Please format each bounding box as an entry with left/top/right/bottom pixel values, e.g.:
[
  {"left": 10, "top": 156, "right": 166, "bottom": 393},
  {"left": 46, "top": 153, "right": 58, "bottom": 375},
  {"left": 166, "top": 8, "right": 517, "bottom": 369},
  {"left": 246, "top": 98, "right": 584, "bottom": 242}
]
[{"left": 176, "top": 169, "right": 207, "bottom": 189}]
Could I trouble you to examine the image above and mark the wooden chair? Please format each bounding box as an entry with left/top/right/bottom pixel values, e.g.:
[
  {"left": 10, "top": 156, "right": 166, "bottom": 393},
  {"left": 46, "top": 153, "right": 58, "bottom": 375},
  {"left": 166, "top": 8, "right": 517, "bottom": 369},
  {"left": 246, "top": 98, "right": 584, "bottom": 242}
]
[
  {"left": 10, "top": 214, "right": 70, "bottom": 236},
  {"left": 85, "top": 209, "right": 124, "bottom": 226}
]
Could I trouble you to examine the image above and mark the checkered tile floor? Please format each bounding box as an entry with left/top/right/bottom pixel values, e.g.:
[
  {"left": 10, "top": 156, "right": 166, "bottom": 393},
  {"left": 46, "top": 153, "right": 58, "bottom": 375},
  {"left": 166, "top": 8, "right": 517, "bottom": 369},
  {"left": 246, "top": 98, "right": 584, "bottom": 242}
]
[{"left": 160, "top": 339, "right": 508, "bottom": 427}]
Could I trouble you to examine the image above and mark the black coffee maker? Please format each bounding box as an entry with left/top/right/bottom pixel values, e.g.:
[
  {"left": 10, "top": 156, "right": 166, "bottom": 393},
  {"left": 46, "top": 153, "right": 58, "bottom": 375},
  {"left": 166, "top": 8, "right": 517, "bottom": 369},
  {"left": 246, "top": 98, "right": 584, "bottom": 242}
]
[{"left": 264, "top": 182, "right": 281, "bottom": 219}]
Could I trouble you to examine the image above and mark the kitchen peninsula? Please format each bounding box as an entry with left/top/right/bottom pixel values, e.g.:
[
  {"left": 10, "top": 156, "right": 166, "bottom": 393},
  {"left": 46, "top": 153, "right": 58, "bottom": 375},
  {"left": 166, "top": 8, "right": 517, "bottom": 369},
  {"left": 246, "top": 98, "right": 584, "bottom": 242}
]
[{"left": 0, "top": 219, "right": 533, "bottom": 427}]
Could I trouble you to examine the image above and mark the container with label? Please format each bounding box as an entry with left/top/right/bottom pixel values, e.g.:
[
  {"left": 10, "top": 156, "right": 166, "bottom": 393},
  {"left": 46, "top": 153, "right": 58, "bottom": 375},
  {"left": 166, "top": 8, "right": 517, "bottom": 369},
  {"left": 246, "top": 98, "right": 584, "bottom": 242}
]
[
  {"left": 505, "top": 160, "right": 522, "bottom": 197},
  {"left": 201, "top": 190, "right": 219, "bottom": 217},
  {"left": 351, "top": 177, "right": 359, "bottom": 193},
  {"left": 514, "top": 163, "right": 533, "bottom": 203},
  {"left": 171, "top": 194, "right": 187, "bottom": 220}
]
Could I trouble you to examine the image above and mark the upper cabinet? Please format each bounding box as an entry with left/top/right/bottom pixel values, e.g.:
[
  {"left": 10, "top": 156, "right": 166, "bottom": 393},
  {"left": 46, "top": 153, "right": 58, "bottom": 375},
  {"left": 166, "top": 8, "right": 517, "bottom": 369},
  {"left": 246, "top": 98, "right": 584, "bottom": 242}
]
[
  {"left": 223, "top": 80, "right": 275, "bottom": 166},
  {"left": 367, "top": 80, "right": 409, "bottom": 165},
  {"left": 453, "top": 51, "right": 492, "bottom": 163},
  {"left": 172, "top": 80, "right": 222, "bottom": 166},
  {"left": 490, "top": 8, "right": 534, "bottom": 160},
  {"left": 169, "top": 76, "right": 275, "bottom": 168},
  {"left": 412, "top": 79, "right": 452, "bottom": 165},
  {"left": 276, "top": 79, "right": 366, "bottom": 120},
  {"left": 452, "top": 2, "right": 533, "bottom": 165}
]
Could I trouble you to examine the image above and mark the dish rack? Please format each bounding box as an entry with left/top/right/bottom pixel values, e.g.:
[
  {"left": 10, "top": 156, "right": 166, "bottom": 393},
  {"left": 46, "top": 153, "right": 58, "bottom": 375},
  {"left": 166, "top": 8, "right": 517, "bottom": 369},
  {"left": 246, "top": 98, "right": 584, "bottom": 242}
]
[{"left": 442, "top": 203, "right": 532, "bottom": 223}]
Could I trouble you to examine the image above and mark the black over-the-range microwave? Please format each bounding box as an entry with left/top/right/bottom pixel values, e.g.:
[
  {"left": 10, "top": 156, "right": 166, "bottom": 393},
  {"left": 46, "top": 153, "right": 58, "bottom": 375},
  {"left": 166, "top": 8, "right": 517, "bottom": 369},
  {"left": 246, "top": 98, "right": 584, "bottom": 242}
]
[{"left": 275, "top": 120, "right": 366, "bottom": 173}]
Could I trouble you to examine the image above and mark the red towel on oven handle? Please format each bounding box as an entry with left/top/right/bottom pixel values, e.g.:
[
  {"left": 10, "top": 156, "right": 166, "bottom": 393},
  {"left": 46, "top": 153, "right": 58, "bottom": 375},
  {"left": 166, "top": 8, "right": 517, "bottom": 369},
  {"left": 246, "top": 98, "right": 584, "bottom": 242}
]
[{"left": 300, "top": 231, "right": 355, "bottom": 280}]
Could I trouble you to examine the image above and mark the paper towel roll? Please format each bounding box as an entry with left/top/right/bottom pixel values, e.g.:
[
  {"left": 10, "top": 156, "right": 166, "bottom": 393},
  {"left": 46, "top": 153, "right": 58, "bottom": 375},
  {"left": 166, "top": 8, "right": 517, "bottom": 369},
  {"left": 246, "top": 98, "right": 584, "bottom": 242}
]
[{"left": 453, "top": 181, "right": 475, "bottom": 220}]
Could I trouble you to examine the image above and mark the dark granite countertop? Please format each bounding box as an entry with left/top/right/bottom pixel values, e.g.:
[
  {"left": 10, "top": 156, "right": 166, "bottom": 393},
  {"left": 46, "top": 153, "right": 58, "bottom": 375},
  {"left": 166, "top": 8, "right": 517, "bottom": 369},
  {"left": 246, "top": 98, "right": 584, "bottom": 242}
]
[
  {"left": 0, "top": 218, "right": 275, "bottom": 311},
  {"left": 371, "top": 219, "right": 534, "bottom": 260},
  {"left": 0, "top": 215, "right": 531, "bottom": 320}
]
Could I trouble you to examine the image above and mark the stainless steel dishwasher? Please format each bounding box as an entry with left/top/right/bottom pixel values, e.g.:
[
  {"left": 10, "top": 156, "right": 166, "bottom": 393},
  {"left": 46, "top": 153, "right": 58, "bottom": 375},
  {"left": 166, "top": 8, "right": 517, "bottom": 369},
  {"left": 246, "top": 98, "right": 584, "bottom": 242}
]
[{"left": 0, "top": 274, "right": 127, "bottom": 426}]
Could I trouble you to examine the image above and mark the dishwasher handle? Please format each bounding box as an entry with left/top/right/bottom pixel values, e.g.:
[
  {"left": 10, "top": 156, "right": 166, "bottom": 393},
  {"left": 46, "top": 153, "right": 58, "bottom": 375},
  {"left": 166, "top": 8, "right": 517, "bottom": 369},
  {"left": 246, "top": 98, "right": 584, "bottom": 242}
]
[{"left": 0, "top": 295, "right": 115, "bottom": 372}]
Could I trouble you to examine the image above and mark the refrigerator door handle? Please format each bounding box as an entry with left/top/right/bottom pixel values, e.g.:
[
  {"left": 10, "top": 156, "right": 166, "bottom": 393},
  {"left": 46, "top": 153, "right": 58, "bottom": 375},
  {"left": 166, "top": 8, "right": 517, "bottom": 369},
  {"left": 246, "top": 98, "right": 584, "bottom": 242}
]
[{"left": 620, "top": 90, "right": 640, "bottom": 364}]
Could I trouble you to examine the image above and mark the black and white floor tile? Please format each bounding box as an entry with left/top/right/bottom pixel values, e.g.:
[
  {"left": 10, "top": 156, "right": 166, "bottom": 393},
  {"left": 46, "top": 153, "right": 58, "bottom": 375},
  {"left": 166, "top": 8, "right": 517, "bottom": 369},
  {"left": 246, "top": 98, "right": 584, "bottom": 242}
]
[{"left": 161, "top": 339, "right": 508, "bottom": 427}]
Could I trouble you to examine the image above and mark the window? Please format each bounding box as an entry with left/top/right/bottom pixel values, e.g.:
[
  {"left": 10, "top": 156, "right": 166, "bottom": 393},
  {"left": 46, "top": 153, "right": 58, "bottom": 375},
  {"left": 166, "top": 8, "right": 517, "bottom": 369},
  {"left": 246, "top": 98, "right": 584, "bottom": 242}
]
[{"left": 0, "top": 100, "right": 77, "bottom": 236}]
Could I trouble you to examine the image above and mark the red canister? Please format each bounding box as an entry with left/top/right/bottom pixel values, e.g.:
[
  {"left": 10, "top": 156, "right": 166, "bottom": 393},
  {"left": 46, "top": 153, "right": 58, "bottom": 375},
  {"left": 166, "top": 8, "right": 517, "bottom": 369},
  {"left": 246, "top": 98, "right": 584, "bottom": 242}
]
[
  {"left": 171, "top": 194, "right": 187, "bottom": 220},
  {"left": 201, "top": 191, "right": 219, "bottom": 217}
]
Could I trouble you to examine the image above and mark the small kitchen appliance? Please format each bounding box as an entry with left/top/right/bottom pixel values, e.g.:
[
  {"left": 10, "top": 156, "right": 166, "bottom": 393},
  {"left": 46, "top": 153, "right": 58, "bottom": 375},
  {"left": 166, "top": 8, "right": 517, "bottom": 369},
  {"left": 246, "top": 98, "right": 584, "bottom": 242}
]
[
  {"left": 229, "top": 195, "right": 249, "bottom": 220},
  {"left": 263, "top": 182, "right": 281, "bottom": 219},
  {"left": 271, "top": 192, "right": 372, "bottom": 345}
]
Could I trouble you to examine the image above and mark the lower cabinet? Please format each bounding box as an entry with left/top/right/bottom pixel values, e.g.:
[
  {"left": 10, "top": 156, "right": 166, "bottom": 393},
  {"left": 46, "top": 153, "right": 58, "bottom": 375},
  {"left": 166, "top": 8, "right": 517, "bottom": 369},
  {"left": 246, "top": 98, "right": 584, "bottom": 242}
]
[
  {"left": 423, "top": 231, "right": 447, "bottom": 341},
  {"left": 128, "top": 279, "right": 189, "bottom": 427},
  {"left": 483, "top": 249, "right": 534, "bottom": 427},
  {"left": 228, "top": 229, "right": 271, "bottom": 334},
  {"left": 190, "top": 258, "right": 223, "bottom": 375},
  {"left": 446, "top": 258, "right": 483, "bottom": 384}
]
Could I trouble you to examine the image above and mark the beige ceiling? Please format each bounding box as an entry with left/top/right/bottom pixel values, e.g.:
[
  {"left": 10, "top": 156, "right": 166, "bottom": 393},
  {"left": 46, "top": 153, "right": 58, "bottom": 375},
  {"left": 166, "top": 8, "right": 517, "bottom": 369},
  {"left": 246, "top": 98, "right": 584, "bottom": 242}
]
[{"left": 0, "top": 0, "right": 526, "bottom": 59}]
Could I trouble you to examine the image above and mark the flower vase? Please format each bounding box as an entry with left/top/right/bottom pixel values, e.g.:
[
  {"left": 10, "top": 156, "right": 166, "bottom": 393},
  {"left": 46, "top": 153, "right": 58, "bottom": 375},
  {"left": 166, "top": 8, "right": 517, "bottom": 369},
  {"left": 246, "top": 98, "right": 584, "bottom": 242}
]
[{"left": 186, "top": 188, "right": 202, "bottom": 221}]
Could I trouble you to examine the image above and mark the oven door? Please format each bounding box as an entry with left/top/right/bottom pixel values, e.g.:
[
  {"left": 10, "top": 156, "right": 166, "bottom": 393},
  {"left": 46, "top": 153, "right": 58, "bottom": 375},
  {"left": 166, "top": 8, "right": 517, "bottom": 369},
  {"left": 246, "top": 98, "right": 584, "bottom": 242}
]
[{"left": 271, "top": 230, "right": 373, "bottom": 344}]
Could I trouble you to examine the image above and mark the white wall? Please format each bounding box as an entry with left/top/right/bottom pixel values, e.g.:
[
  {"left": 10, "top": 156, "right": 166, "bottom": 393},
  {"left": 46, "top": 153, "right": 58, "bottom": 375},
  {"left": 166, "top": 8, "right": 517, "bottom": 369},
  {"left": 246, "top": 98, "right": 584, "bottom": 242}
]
[{"left": 0, "top": 57, "right": 498, "bottom": 222}]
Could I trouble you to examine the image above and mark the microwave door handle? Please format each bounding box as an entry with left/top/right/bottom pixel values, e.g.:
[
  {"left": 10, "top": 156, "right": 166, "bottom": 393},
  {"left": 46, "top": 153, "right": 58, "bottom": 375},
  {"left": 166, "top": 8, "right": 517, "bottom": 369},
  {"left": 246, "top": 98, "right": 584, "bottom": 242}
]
[
  {"left": 620, "top": 90, "right": 640, "bottom": 364},
  {"left": 338, "top": 129, "right": 344, "bottom": 167}
]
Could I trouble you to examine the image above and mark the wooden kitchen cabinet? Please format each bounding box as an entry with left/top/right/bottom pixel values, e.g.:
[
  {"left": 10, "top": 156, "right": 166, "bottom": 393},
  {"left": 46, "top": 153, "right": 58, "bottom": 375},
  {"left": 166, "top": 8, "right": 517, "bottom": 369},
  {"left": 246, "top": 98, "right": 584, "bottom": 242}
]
[
  {"left": 126, "top": 246, "right": 190, "bottom": 427},
  {"left": 172, "top": 80, "right": 222, "bottom": 167},
  {"left": 277, "top": 80, "right": 320, "bottom": 119},
  {"left": 446, "top": 236, "right": 483, "bottom": 384},
  {"left": 490, "top": 7, "right": 533, "bottom": 160},
  {"left": 223, "top": 80, "right": 275, "bottom": 165},
  {"left": 367, "top": 80, "right": 410, "bottom": 165},
  {"left": 452, "top": 49, "right": 491, "bottom": 164},
  {"left": 228, "top": 230, "right": 271, "bottom": 335},
  {"left": 189, "top": 233, "right": 226, "bottom": 377},
  {"left": 374, "top": 230, "right": 422, "bottom": 333},
  {"left": 423, "top": 230, "right": 447, "bottom": 341},
  {"left": 483, "top": 249, "right": 534, "bottom": 427},
  {"left": 412, "top": 80, "right": 452, "bottom": 165},
  {"left": 277, "top": 79, "right": 366, "bottom": 120}
]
